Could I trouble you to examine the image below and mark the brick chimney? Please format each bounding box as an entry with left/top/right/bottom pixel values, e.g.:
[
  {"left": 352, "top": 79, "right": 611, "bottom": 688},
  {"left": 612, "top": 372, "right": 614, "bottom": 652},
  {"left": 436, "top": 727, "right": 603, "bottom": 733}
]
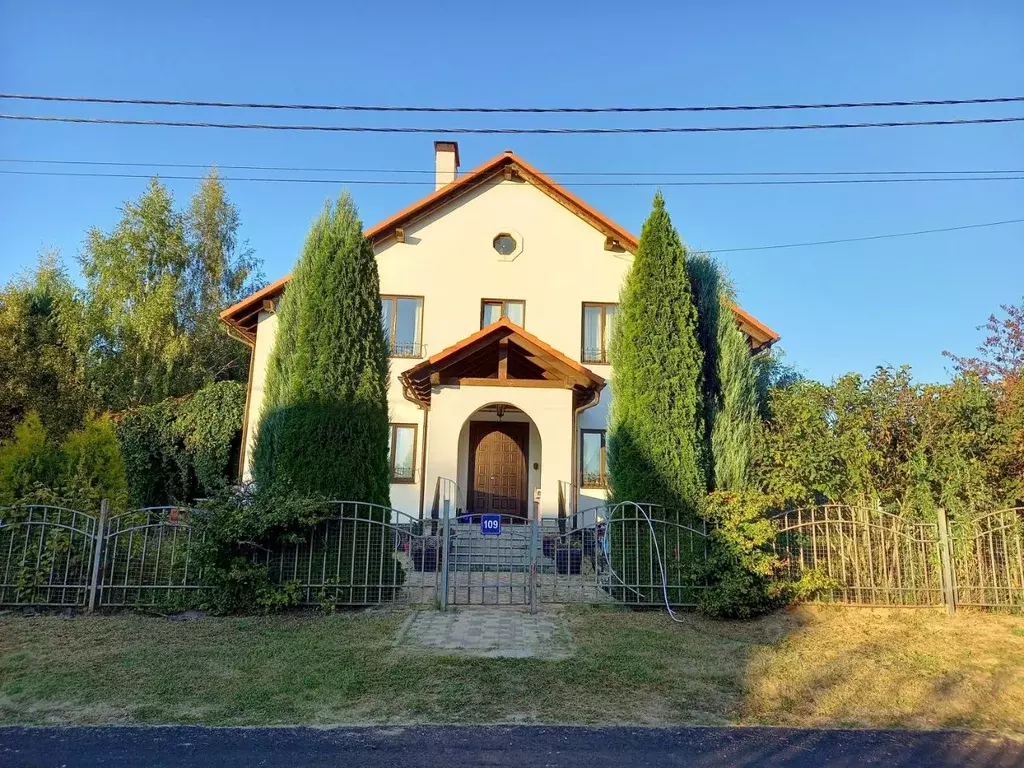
[{"left": 434, "top": 141, "right": 459, "bottom": 190}]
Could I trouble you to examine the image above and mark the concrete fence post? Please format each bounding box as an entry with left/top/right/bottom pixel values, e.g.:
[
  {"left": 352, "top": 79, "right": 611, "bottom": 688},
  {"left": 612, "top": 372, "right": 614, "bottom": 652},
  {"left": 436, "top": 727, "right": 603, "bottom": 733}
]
[
  {"left": 936, "top": 506, "right": 957, "bottom": 615},
  {"left": 87, "top": 498, "right": 109, "bottom": 613}
]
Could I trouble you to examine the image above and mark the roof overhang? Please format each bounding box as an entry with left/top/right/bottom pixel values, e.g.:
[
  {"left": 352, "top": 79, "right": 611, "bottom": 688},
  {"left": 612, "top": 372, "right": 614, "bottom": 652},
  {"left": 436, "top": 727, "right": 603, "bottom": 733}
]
[{"left": 400, "top": 317, "right": 606, "bottom": 410}]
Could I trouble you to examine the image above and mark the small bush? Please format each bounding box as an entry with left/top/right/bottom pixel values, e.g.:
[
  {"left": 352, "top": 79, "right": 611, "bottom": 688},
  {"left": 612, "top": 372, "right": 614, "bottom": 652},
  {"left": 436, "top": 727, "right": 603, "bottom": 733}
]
[
  {"left": 0, "top": 413, "right": 61, "bottom": 504},
  {"left": 191, "top": 484, "right": 404, "bottom": 614},
  {"left": 697, "top": 491, "right": 787, "bottom": 619},
  {"left": 60, "top": 414, "right": 128, "bottom": 509}
]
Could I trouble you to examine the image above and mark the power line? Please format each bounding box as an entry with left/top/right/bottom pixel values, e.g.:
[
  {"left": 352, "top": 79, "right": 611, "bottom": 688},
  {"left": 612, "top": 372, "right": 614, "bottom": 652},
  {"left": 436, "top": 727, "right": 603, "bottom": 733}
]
[
  {"left": 2, "top": 92, "right": 1022, "bottom": 113},
  {"left": 4, "top": 169, "right": 1023, "bottom": 187},
  {"left": 3, "top": 157, "right": 1022, "bottom": 178},
  {"left": 2, "top": 113, "right": 1023, "bottom": 134},
  {"left": 705, "top": 218, "right": 1024, "bottom": 253}
]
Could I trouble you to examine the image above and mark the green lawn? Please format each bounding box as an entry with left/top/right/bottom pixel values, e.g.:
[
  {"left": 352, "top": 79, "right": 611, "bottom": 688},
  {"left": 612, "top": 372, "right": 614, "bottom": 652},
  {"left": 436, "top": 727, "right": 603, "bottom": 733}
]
[{"left": 1, "top": 606, "right": 1022, "bottom": 732}]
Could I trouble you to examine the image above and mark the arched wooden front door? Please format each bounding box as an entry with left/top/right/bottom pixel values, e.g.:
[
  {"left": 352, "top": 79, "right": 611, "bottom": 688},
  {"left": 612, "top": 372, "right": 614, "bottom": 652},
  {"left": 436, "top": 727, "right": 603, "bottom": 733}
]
[{"left": 468, "top": 421, "right": 529, "bottom": 520}]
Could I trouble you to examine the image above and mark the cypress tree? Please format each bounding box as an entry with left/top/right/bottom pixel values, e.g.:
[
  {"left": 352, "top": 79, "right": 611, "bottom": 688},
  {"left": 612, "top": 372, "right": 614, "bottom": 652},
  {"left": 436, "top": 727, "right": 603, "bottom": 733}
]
[
  {"left": 687, "top": 253, "right": 723, "bottom": 491},
  {"left": 608, "top": 192, "right": 705, "bottom": 514},
  {"left": 252, "top": 193, "right": 390, "bottom": 504},
  {"left": 712, "top": 278, "right": 760, "bottom": 491},
  {"left": 688, "top": 255, "right": 761, "bottom": 491}
]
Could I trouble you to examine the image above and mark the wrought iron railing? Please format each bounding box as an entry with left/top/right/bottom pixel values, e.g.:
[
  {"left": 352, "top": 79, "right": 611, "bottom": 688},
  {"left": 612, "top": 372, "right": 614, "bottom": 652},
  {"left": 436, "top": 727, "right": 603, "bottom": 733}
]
[{"left": 1, "top": 499, "right": 1020, "bottom": 613}]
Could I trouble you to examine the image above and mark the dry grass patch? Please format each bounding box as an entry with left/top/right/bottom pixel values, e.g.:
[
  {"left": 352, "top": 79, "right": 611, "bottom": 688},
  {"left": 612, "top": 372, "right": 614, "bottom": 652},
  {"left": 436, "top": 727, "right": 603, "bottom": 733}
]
[{"left": 740, "top": 606, "right": 1024, "bottom": 733}]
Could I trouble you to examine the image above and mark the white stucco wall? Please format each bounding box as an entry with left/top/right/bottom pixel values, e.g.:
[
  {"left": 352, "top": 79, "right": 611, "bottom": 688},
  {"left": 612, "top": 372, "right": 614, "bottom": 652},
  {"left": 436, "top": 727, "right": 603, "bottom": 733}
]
[
  {"left": 240, "top": 171, "right": 632, "bottom": 515},
  {"left": 240, "top": 309, "right": 278, "bottom": 479}
]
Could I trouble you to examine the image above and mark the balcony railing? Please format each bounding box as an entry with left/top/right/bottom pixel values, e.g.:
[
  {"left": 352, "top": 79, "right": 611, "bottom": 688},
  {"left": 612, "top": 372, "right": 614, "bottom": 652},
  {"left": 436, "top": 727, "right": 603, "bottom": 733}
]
[
  {"left": 389, "top": 339, "right": 422, "bottom": 358},
  {"left": 581, "top": 347, "right": 609, "bottom": 365}
]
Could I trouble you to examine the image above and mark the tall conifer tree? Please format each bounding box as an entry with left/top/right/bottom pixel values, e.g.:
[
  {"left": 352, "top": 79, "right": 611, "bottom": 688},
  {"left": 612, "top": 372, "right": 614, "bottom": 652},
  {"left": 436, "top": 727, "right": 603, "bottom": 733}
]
[
  {"left": 252, "top": 194, "right": 390, "bottom": 504},
  {"left": 608, "top": 193, "right": 705, "bottom": 513}
]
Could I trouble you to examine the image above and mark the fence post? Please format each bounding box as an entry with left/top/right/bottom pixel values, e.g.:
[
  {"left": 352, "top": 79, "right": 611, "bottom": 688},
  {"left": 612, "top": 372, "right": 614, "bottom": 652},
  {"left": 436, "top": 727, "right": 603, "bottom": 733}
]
[
  {"left": 529, "top": 501, "right": 539, "bottom": 615},
  {"left": 87, "top": 498, "right": 109, "bottom": 613},
  {"left": 439, "top": 497, "right": 450, "bottom": 612},
  {"left": 936, "top": 506, "right": 957, "bottom": 615}
]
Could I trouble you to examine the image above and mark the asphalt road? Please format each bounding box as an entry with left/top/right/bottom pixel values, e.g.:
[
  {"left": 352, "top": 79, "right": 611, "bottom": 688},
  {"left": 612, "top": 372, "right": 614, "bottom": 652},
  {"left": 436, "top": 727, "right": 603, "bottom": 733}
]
[{"left": 1, "top": 725, "right": 1021, "bottom": 767}]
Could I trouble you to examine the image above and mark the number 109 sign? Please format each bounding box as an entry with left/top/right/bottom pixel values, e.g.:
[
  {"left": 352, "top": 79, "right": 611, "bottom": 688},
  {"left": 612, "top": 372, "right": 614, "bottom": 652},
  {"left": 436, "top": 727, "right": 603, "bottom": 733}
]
[{"left": 480, "top": 514, "right": 501, "bottom": 536}]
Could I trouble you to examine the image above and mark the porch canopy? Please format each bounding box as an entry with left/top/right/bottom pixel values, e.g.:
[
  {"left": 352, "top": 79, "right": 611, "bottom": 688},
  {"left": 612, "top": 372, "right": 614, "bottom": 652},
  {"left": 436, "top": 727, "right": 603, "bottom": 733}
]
[{"left": 400, "top": 317, "right": 605, "bottom": 409}]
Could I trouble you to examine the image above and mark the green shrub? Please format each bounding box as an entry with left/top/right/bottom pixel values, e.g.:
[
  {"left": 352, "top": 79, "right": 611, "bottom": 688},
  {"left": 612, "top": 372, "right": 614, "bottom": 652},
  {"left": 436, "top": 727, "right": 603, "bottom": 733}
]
[
  {"left": 0, "top": 412, "right": 128, "bottom": 511},
  {"left": 116, "top": 380, "right": 246, "bottom": 507},
  {"left": 59, "top": 414, "right": 128, "bottom": 509},
  {"left": 696, "top": 491, "right": 787, "bottom": 618},
  {"left": 0, "top": 413, "right": 61, "bottom": 504},
  {"left": 116, "top": 400, "right": 190, "bottom": 507},
  {"left": 192, "top": 485, "right": 404, "bottom": 614},
  {"left": 173, "top": 380, "right": 245, "bottom": 493}
]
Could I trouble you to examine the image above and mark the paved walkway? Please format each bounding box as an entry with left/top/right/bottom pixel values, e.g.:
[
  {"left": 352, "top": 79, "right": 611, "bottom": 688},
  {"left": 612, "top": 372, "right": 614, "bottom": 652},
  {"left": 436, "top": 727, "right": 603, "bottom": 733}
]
[
  {"left": 395, "top": 607, "right": 573, "bottom": 659},
  {"left": 4, "top": 725, "right": 1021, "bottom": 767}
]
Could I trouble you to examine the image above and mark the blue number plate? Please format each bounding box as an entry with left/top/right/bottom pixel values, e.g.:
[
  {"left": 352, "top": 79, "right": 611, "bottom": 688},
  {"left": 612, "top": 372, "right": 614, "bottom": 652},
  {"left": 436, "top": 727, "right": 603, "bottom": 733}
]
[{"left": 480, "top": 514, "right": 502, "bottom": 536}]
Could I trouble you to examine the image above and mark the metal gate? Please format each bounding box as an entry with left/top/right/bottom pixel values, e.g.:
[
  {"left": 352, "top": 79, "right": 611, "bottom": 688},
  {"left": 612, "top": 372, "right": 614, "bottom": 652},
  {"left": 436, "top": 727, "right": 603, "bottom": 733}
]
[{"left": 436, "top": 486, "right": 713, "bottom": 610}]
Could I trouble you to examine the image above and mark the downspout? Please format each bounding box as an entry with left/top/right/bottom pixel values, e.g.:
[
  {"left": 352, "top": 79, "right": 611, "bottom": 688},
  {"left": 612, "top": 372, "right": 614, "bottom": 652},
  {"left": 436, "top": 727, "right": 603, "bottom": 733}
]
[
  {"left": 400, "top": 373, "right": 431, "bottom": 523},
  {"left": 570, "top": 385, "right": 604, "bottom": 523}
]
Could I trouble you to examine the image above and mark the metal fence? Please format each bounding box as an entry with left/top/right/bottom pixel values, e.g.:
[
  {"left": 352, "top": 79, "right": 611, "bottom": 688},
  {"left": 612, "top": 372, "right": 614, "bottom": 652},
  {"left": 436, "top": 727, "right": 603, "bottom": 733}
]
[
  {"left": 772, "top": 505, "right": 945, "bottom": 606},
  {"left": 0, "top": 505, "right": 98, "bottom": 607},
  {"left": 773, "top": 505, "right": 1024, "bottom": 611},
  {"left": 951, "top": 507, "right": 1024, "bottom": 610},
  {"left": 534, "top": 502, "right": 712, "bottom": 607},
  {"left": 258, "top": 502, "right": 441, "bottom": 606},
  {"left": 2, "top": 495, "right": 1021, "bottom": 614},
  {"left": 99, "top": 507, "right": 208, "bottom": 608}
]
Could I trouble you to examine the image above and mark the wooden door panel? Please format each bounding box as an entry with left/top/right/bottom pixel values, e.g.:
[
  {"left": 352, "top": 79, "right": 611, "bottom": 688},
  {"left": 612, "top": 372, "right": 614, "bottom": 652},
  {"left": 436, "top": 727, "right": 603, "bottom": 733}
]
[{"left": 468, "top": 421, "right": 528, "bottom": 519}]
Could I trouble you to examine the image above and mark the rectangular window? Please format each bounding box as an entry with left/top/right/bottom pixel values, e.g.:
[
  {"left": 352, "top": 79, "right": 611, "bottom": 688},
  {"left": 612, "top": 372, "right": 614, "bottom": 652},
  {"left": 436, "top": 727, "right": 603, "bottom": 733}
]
[
  {"left": 388, "top": 423, "right": 417, "bottom": 483},
  {"left": 381, "top": 295, "right": 423, "bottom": 357},
  {"left": 582, "top": 303, "right": 617, "bottom": 364},
  {"left": 481, "top": 298, "right": 525, "bottom": 328},
  {"left": 580, "top": 429, "right": 607, "bottom": 488}
]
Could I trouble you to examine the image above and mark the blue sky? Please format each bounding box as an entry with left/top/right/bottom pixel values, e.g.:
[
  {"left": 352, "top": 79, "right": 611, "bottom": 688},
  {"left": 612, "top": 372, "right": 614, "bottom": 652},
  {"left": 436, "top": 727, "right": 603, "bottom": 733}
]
[{"left": 1, "top": 1, "right": 1021, "bottom": 383}]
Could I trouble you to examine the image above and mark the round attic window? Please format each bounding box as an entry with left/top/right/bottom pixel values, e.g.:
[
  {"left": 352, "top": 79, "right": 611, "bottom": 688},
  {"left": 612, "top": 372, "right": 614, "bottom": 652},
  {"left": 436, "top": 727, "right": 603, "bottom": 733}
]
[{"left": 493, "top": 233, "right": 517, "bottom": 256}]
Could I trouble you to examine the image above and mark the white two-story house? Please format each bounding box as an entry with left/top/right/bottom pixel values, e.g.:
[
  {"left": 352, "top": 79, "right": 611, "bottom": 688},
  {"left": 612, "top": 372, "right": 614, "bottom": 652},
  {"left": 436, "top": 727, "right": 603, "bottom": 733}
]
[{"left": 221, "top": 142, "right": 778, "bottom": 521}]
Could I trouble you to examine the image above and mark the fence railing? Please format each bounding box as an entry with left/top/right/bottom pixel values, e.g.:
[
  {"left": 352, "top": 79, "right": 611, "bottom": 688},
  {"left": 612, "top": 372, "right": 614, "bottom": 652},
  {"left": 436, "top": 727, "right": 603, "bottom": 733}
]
[
  {"left": 0, "top": 505, "right": 98, "bottom": 607},
  {"left": 951, "top": 507, "right": 1024, "bottom": 610},
  {"left": 772, "top": 505, "right": 945, "bottom": 607},
  {"left": 2, "top": 498, "right": 1021, "bottom": 613},
  {"left": 773, "top": 505, "right": 1024, "bottom": 612}
]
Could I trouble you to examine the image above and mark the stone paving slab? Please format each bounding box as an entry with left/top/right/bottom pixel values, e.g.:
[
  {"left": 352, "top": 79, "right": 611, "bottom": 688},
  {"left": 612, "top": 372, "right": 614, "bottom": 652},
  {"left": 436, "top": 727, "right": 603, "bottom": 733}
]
[{"left": 396, "top": 608, "right": 574, "bottom": 659}]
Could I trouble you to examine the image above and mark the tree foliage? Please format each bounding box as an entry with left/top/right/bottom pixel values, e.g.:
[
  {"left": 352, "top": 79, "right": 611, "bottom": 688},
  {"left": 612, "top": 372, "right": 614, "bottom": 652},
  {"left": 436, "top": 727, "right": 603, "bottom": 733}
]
[
  {"left": 115, "top": 381, "right": 246, "bottom": 507},
  {"left": 608, "top": 193, "right": 705, "bottom": 513},
  {"left": 0, "top": 254, "right": 91, "bottom": 441},
  {"left": 79, "top": 173, "right": 261, "bottom": 411},
  {"left": 688, "top": 254, "right": 760, "bottom": 492},
  {"left": 253, "top": 193, "right": 391, "bottom": 503},
  {"left": 757, "top": 365, "right": 1015, "bottom": 519},
  {"left": 0, "top": 412, "right": 128, "bottom": 510}
]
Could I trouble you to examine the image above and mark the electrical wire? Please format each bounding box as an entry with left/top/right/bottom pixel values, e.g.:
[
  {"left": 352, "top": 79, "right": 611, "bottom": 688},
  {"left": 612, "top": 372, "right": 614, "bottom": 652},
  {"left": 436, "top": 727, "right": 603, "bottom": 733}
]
[
  {"left": 4, "top": 169, "right": 1023, "bottom": 188},
  {"left": 705, "top": 218, "right": 1024, "bottom": 253},
  {"left": 3, "top": 157, "right": 1022, "bottom": 178},
  {"left": 3, "top": 92, "right": 1022, "bottom": 113},
  {"left": 2, "top": 113, "right": 1023, "bottom": 134}
]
